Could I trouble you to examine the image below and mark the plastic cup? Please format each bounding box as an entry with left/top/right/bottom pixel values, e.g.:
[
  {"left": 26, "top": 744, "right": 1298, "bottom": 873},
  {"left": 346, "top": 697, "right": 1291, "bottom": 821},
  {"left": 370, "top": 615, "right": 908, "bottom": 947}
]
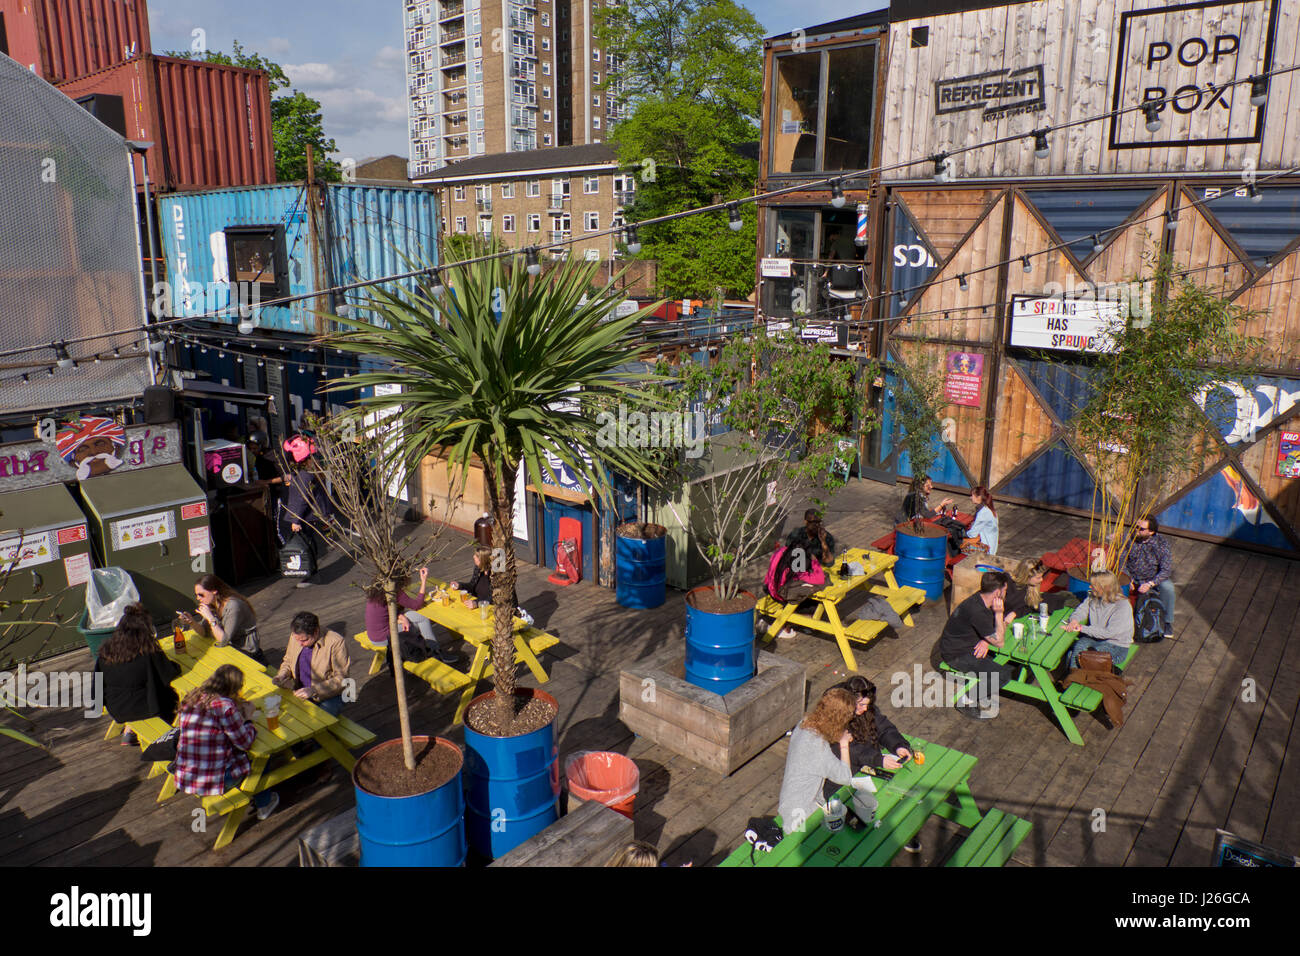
[{"left": 1012, "top": 621, "right": 1024, "bottom": 647}]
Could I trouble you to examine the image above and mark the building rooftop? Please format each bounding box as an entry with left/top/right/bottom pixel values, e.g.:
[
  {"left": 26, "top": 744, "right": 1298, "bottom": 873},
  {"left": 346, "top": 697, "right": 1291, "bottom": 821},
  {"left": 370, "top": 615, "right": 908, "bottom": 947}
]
[{"left": 413, "top": 143, "right": 619, "bottom": 183}]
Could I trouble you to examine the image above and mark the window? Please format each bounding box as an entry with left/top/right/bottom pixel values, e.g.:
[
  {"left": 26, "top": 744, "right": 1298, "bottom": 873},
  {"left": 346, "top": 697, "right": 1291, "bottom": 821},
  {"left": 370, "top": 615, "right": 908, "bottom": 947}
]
[
  {"left": 593, "top": 49, "right": 600, "bottom": 61},
  {"left": 455, "top": 216, "right": 467, "bottom": 232},
  {"left": 585, "top": 211, "right": 599, "bottom": 231},
  {"left": 479, "top": 215, "right": 492, "bottom": 235},
  {"left": 472, "top": 36, "right": 481, "bottom": 55},
  {"left": 224, "top": 225, "right": 289, "bottom": 298},
  {"left": 543, "top": 133, "right": 552, "bottom": 145},
  {"left": 475, "top": 108, "right": 484, "bottom": 124},
  {"left": 542, "top": 61, "right": 550, "bottom": 75},
  {"left": 543, "top": 85, "right": 551, "bottom": 99},
  {"left": 528, "top": 213, "right": 541, "bottom": 232},
  {"left": 592, "top": 95, "right": 600, "bottom": 106},
  {"left": 471, "top": 11, "right": 480, "bottom": 29},
  {"left": 592, "top": 71, "right": 599, "bottom": 84},
  {"left": 501, "top": 182, "right": 514, "bottom": 198},
  {"left": 543, "top": 109, "right": 552, "bottom": 122},
  {"left": 502, "top": 215, "right": 516, "bottom": 233},
  {"left": 542, "top": 37, "right": 550, "bottom": 51},
  {"left": 541, "top": 12, "right": 550, "bottom": 25},
  {"left": 454, "top": 185, "right": 466, "bottom": 201},
  {"left": 553, "top": 177, "right": 571, "bottom": 198},
  {"left": 584, "top": 176, "right": 599, "bottom": 194},
  {"left": 473, "top": 61, "right": 483, "bottom": 81},
  {"left": 593, "top": 116, "right": 601, "bottom": 129},
  {"left": 526, "top": 179, "right": 540, "bottom": 197},
  {"left": 771, "top": 41, "right": 877, "bottom": 175}
]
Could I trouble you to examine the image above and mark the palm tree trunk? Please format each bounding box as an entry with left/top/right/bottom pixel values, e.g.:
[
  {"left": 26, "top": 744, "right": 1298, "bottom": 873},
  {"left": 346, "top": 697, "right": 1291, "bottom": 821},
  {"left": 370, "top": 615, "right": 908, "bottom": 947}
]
[
  {"left": 483, "top": 459, "right": 518, "bottom": 727},
  {"left": 385, "top": 584, "right": 416, "bottom": 771}
]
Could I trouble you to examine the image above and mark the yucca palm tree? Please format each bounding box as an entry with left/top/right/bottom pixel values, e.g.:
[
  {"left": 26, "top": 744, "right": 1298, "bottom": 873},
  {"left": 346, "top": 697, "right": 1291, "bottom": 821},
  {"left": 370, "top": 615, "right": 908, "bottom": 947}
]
[{"left": 328, "top": 252, "right": 665, "bottom": 728}]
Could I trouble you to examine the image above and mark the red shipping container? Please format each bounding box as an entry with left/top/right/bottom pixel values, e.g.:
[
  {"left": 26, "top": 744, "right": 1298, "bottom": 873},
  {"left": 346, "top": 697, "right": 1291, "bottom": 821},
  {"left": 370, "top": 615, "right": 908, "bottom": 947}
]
[
  {"left": 0, "top": 0, "right": 150, "bottom": 82},
  {"left": 57, "top": 54, "right": 275, "bottom": 192}
]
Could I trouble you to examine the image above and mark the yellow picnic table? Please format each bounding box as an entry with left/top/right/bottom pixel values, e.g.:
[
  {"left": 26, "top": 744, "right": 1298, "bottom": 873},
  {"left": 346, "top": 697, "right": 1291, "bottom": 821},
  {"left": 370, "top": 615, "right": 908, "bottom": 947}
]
[
  {"left": 353, "top": 579, "right": 559, "bottom": 724},
  {"left": 757, "top": 547, "right": 925, "bottom": 672},
  {"left": 106, "top": 630, "right": 374, "bottom": 850}
]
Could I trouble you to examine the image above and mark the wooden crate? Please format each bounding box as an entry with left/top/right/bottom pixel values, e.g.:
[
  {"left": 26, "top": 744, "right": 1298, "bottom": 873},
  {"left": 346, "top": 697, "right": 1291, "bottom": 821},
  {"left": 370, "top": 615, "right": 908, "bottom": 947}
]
[
  {"left": 618, "top": 646, "right": 805, "bottom": 776},
  {"left": 489, "top": 799, "right": 633, "bottom": 867}
]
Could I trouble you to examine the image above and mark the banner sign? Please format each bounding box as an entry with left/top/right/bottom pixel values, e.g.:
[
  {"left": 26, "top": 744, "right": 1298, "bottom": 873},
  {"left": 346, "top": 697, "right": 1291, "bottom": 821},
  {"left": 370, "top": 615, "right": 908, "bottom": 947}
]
[
  {"left": 1008, "top": 295, "right": 1122, "bottom": 354},
  {"left": 761, "top": 257, "right": 793, "bottom": 278},
  {"left": 945, "top": 352, "right": 985, "bottom": 407},
  {"left": 935, "top": 64, "right": 1046, "bottom": 120},
  {"left": 0, "top": 421, "right": 182, "bottom": 494}
]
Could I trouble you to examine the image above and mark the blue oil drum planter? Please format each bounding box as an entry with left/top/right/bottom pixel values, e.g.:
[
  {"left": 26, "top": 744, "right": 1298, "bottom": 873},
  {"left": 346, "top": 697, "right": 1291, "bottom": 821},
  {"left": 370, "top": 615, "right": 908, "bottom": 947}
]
[
  {"left": 352, "top": 736, "right": 467, "bottom": 867},
  {"left": 1065, "top": 566, "right": 1131, "bottom": 600},
  {"left": 463, "top": 688, "right": 561, "bottom": 860},
  {"left": 893, "top": 523, "right": 948, "bottom": 601},
  {"left": 616, "top": 522, "right": 667, "bottom": 609},
  {"left": 684, "top": 587, "right": 756, "bottom": 697}
]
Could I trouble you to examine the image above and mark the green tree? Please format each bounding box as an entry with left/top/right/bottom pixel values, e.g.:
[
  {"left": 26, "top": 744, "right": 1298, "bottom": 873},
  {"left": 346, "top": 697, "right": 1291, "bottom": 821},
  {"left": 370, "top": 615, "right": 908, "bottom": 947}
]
[
  {"left": 165, "top": 40, "right": 340, "bottom": 182},
  {"left": 329, "top": 256, "right": 665, "bottom": 727}
]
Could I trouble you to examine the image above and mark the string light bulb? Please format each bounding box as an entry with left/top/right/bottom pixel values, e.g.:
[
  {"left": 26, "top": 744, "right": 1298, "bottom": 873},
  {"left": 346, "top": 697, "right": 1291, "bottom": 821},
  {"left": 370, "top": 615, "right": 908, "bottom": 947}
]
[
  {"left": 1247, "top": 182, "right": 1262, "bottom": 203},
  {"left": 932, "top": 153, "right": 950, "bottom": 182},
  {"left": 1091, "top": 234, "right": 1104, "bottom": 253},
  {"left": 958, "top": 273, "right": 969, "bottom": 291},
  {"left": 1165, "top": 208, "right": 1179, "bottom": 231},
  {"left": 1249, "top": 75, "right": 1268, "bottom": 107},
  {"left": 1022, "top": 256, "right": 1032, "bottom": 274},
  {"left": 53, "top": 342, "right": 72, "bottom": 368},
  {"left": 830, "top": 182, "right": 846, "bottom": 208},
  {"left": 525, "top": 247, "right": 541, "bottom": 276},
  {"left": 727, "top": 203, "right": 743, "bottom": 231},
  {"left": 1032, "top": 130, "right": 1049, "bottom": 159},
  {"left": 430, "top": 267, "right": 445, "bottom": 295},
  {"left": 1142, "top": 101, "right": 1162, "bottom": 133},
  {"left": 624, "top": 225, "right": 641, "bottom": 255}
]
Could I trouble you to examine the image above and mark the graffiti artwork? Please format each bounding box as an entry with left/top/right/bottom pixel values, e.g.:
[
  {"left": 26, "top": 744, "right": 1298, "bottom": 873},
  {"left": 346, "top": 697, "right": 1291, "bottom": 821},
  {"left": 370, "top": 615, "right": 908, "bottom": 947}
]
[{"left": 56, "top": 417, "right": 127, "bottom": 479}]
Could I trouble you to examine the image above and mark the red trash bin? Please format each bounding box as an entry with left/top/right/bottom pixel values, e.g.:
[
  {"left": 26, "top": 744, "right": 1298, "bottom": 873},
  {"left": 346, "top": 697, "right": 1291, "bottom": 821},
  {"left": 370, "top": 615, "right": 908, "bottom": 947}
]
[{"left": 565, "top": 751, "right": 639, "bottom": 819}]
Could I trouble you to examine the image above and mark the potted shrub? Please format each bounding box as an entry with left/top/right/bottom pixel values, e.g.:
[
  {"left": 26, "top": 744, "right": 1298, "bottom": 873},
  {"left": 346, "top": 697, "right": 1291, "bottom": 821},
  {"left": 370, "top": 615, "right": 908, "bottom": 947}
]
[{"left": 331, "top": 250, "right": 666, "bottom": 859}]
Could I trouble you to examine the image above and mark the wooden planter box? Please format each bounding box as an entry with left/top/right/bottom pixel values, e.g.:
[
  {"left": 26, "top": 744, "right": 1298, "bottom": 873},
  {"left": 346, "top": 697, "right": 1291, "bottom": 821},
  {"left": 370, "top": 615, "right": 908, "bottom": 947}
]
[
  {"left": 618, "top": 645, "right": 805, "bottom": 776},
  {"left": 489, "top": 799, "right": 633, "bottom": 867}
]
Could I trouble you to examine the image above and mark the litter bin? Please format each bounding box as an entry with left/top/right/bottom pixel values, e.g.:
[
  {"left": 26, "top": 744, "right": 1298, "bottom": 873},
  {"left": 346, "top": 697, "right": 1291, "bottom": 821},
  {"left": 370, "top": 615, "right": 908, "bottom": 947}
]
[
  {"left": 76, "top": 610, "right": 117, "bottom": 659},
  {"left": 0, "top": 483, "right": 98, "bottom": 666},
  {"left": 565, "top": 751, "right": 640, "bottom": 819}
]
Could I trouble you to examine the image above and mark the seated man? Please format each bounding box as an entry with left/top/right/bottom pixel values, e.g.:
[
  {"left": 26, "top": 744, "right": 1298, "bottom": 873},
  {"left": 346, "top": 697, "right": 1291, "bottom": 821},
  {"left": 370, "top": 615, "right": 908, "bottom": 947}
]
[
  {"left": 274, "top": 611, "right": 351, "bottom": 717},
  {"left": 939, "top": 570, "right": 1018, "bottom": 720},
  {"left": 786, "top": 509, "right": 837, "bottom": 567},
  {"left": 1123, "top": 516, "right": 1175, "bottom": 639}
]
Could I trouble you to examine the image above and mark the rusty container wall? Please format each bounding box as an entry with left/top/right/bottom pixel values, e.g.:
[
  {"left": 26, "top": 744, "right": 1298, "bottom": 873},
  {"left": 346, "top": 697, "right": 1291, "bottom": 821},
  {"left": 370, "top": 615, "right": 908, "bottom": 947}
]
[
  {"left": 56, "top": 54, "right": 274, "bottom": 192},
  {"left": 152, "top": 55, "right": 275, "bottom": 191},
  {"left": 0, "top": 0, "right": 151, "bottom": 82}
]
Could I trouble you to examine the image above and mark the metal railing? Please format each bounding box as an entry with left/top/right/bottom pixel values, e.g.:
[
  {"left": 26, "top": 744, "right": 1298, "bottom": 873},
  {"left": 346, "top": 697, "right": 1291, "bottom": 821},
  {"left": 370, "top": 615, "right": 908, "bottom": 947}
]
[
  {"left": 549, "top": 230, "right": 571, "bottom": 243},
  {"left": 440, "top": 28, "right": 465, "bottom": 44},
  {"left": 548, "top": 193, "right": 569, "bottom": 209},
  {"left": 441, "top": 51, "right": 466, "bottom": 67},
  {"left": 439, "top": 1, "right": 464, "bottom": 19}
]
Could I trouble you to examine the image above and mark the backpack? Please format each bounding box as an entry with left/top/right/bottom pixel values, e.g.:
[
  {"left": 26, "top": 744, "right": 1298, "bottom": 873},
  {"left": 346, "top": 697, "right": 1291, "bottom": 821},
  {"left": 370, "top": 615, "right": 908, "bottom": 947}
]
[
  {"left": 1134, "top": 594, "right": 1166, "bottom": 644},
  {"left": 279, "top": 532, "right": 316, "bottom": 579},
  {"left": 743, "top": 816, "right": 784, "bottom": 863}
]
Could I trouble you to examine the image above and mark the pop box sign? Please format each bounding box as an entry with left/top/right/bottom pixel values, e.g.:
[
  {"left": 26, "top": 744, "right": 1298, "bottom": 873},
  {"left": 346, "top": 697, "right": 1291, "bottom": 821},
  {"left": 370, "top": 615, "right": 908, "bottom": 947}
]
[
  {"left": 1008, "top": 295, "right": 1122, "bottom": 354},
  {"left": 0, "top": 421, "right": 182, "bottom": 494}
]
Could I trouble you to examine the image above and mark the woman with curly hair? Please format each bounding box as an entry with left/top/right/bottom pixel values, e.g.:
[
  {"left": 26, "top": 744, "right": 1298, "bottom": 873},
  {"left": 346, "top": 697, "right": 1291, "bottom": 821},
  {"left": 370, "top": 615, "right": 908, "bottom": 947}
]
[
  {"left": 778, "top": 687, "right": 879, "bottom": 835},
  {"left": 96, "top": 604, "right": 180, "bottom": 746},
  {"left": 174, "top": 664, "right": 278, "bottom": 820}
]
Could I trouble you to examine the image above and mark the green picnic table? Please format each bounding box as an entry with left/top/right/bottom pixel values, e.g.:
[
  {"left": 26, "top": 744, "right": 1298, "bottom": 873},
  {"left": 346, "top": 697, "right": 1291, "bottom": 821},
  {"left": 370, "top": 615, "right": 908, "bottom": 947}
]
[
  {"left": 721, "top": 736, "right": 1029, "bottom": 867},
  {"left": 942, "top": 607, "right": 1139, "bottom": 746}
]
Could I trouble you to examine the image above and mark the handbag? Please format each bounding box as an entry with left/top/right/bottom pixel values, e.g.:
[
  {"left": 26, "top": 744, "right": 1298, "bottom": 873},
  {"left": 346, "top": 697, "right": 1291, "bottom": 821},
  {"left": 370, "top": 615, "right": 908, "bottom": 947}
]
[
  {"left": 1077, "top": 649, "right": 1114, "bottom": 674},
  {"left": 140, "top": 726, "right": 179, "bottom": 763},
  {"left": 743, "top": 816, "right": 784, "bottom": 862}
]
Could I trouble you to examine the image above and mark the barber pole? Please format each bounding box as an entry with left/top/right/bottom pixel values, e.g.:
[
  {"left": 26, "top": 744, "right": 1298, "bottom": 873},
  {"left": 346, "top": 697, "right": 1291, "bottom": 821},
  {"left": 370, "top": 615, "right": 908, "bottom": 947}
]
[{"left": 854, "top": 202, "right": 868, "bottom": 247}]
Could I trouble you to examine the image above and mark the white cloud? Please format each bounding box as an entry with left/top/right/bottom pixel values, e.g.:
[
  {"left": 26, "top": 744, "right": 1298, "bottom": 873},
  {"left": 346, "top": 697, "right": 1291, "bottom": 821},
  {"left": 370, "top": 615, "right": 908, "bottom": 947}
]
[
  {"left": 372, "top": 45, "right": 406, "bottom": 74},
  {"left": 265, "top": 37, "right": 293, "bottom": 56},
  {"left": 284, "top": 62, "right": 345, "bottom": 89}
]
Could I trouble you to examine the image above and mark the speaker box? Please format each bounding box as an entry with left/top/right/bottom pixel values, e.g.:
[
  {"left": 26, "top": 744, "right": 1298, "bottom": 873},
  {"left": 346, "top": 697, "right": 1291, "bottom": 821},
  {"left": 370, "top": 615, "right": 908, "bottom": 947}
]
[
  {"left": 143, "top": 385, "right": 174, "bottom": 424},
  {"left": 74, "top": 94, "right": 128, "bottom": 138}
]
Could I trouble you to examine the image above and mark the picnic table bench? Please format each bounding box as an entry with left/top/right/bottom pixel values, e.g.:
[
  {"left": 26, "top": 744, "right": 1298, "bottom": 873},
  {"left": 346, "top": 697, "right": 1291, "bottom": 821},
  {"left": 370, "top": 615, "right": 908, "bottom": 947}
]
[
  {"left": 353, "top": 580, "right": 559, "bottom": 724},
  {"left": 721, "top": 736, "right": 1029, "bottom": 867},
  {"left": 938, "top": 607, "right": 1140, "bottom": 745},
  {"left": 756, "top": 547, "right": 925, "bottom": 672},
  {"left": 104, "top": 630, "right": 377, "bottom": 849}
]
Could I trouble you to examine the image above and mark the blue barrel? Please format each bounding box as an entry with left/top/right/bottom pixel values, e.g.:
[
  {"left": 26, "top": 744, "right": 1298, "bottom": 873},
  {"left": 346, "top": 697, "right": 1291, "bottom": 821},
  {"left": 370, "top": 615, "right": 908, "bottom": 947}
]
[
  {"left": 1066, "top": 570, "right": 1130, "bottom": 598},
  {"left": 894, "top": 524, "right": 947, "bottom": 601},
  {"left": 684, "top": 588, "right": 756, "bottom": 697},
  {"left": 463, "top": 689, "right": 560, "bottom": 860},
  {"left": 353, "top": 737, "right": 467, "bottom": 867},
  {"left": 616, "top": 525, "right": 667, "bottom": 609}
]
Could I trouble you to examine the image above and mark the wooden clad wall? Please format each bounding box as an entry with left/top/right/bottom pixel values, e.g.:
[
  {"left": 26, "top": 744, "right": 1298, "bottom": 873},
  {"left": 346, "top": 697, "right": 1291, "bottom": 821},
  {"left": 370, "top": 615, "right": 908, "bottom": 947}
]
[{"left": 880, "top": 0, "right": 1300, "bottom": 180}]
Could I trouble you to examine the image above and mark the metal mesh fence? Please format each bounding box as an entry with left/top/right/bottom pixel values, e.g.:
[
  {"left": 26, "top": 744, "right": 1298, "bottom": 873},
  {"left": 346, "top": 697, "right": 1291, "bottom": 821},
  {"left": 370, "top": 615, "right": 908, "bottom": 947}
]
[{"left": 0, "top": 52, "right": 151, "bottom": 416}]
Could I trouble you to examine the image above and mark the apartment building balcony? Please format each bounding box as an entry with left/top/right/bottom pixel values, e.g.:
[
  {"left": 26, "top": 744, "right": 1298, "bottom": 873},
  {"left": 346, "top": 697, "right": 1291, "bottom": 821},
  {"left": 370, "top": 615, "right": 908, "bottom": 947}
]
[
  {"left": 439, "top": 1, "right": 465, "bottom": 20},
  {"left": 510, "top": 64, "right": 536, "bottom": 81},
  {"left": 548, "top": 194, "right": 569, "bottom": 210},
  {"left": 548, "top": 230, "right": 572, "bottom": 244},
  {"left": 441, "top": 51, "right": 466, "bottom": 68},
  {"left": 510, "top": 0, "right": 537, "bottom": 10},
  {"left": 440, "top": 28, "right": 466, "bottom": 44},
  {"left": 443, "top": 89, "right": 467, "bottom": 106},
  {"left": 509, "top": 14, "right": 535, "bottom": 30},
  {"left": 475, "top": 197, "right": 493, "bottom": 211},
  {"left": 512, "top": 92, "right": 538, "bottom": 107},
  {"left": 443, "top": 71, "right": 467, "bottom": 89},
  {"left": 614, "top": 189, "right": 636, "bottom": 206}
]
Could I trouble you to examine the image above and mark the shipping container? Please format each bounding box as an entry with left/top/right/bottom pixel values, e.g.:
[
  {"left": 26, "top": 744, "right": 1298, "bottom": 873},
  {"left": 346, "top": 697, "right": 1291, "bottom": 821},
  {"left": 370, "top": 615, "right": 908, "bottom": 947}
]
[
  {"left": 0, "top": 0, "right": 150, "bottom": 82},
  {"left": 158, "top": 182, "right": 440, "bottom": 334},
  {"left": 57, "top": 53, "right": 274, "bottom": 192}
]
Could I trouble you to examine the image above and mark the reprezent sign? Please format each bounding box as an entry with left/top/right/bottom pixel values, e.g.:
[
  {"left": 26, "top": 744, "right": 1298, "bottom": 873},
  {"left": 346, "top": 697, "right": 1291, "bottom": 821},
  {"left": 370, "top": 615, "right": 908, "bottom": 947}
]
[
  {"left": 1109, "top": 0, "right": 1277, "bottom": 149},
  {"left": 934, "top": 65, "right": 1046, "bottom": 120}
]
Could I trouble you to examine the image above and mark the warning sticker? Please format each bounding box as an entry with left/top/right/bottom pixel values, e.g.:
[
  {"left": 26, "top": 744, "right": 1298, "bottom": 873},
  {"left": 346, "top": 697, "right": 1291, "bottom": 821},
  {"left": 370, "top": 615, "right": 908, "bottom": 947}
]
[
  {"left": 181, "top": 502, "right": 207, "bottom": 520},
  {"left": 110, "top": 511, "right": 176, "bottom": 551},
  {"left": 188, "top": 525, "right": 212, "bottom": 557},
  {"left": 63, "top": 552, "right": 92, "bottom": 587},
  {"left": 57, "top": 524, "right": 88, "bottom": 545}
]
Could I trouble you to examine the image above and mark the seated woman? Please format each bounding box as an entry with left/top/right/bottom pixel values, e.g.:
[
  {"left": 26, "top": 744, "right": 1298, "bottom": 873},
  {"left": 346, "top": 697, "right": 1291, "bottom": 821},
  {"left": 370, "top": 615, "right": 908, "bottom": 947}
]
[
  {"left": 895, "top": 476, "right": 954, "bottom": 525},
  {"left": 96, "top": 604, "right": 181, "bottom": 746},
  {"left": 1064, "top": 571, "right": 1134, "bottom": 670},
  {"left": 174, "top": 664, "right": 278, "bottom": 820},
  {"left": 778, "top": 687, "right": 879, "bottom": 835},
  {"left": 364, "top": 567, "right": 461, "bottom": 665},
  {"left": 1007, "top": 558, "right": 1075, "bottom": 618},
  {"left": 963, "top": 486, "right": 999, "bottom": 556},
  {"left": 180, "top": 574, "right": 264, "bottom": 665},
  {"left": 451, "top": 548, "right": 522, "bottom": 611}
]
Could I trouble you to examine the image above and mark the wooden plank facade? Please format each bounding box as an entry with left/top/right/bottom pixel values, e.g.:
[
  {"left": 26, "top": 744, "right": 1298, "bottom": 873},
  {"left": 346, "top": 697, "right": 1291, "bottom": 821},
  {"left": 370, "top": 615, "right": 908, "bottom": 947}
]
[{"left": 758, "top": 0, "right": 1300, "bottom": 557}]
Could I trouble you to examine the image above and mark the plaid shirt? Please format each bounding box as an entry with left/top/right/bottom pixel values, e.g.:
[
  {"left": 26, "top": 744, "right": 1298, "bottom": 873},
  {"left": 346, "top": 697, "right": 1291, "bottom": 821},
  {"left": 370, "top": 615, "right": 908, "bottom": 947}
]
[
  {"left": 174, "top": 697, "right": 257, "bottom": 796},
  {"left": 1124, "top": 533, "right": 1173, "bottom": 587}
]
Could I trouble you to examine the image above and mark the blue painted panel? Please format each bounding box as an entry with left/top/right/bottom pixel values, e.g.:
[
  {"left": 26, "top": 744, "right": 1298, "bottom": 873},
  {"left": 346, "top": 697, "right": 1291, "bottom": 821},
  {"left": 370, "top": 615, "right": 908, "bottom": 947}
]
[
  {"left": 891, "top": 202, "right": 939, "bottom": 316},
  {"left": 1014, "top": 357, "right": 1101, "bottom": 425},
  {"left": 1195, "top": 375, "right": 1300, "bottom": 445},
  {"left": 999, "top": 441, "right": 1106, "bottom": 513},
  {"left": 880, "top": 367, "right": 967, "bottom": 486},
  {"left": 1198, "top": 186, "right": 1300, "bottom": 267},
  {"left": 541, "top": 499, "right": 596, "bottom": 577},
  {"left": 1158, "top": 465, "right": 1291, "bottom": 550},
  {"left": 1023, "top": 189, "right": 1156, "bottom": 262}
]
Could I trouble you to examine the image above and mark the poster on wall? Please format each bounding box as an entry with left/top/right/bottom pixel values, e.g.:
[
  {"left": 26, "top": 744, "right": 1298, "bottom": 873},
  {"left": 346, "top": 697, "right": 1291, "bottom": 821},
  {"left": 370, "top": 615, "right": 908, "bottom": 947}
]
[
  {"left": 945, "top": 352, "right": 984, "bottom": 407},
  {"left": 1277, "top": 431, "right": 1300, "bottom": 478}
]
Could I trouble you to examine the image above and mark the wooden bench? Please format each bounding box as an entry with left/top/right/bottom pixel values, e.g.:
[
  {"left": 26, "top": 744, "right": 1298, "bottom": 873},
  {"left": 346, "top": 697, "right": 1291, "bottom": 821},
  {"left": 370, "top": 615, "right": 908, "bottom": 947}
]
[
  {"left": 945, "top": 808, "right": 1032, "bottom": 866},
  {"left": 939, "top": 642, "right": 1139, "bottom": 713},
  {"left": 490, "top": 799, "right": 634, "bottom": 867},
  {"left": 105, "top": 716, "right": 175, "bottom": 779},
  {"left": 328, "top": 715, "right": 378, "bottom": 751},
  {"left": 869, "top": 583, "right": 926, "bottom": 626},
  {"left": 353, "top": 630, "right": 476, "bottom": 694}
]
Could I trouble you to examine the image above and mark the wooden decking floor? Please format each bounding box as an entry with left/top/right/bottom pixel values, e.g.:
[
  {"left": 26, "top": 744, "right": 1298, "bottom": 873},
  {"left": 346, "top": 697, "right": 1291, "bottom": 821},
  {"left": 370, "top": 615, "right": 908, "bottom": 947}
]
[{"left": 2, "top": 478, "right": 1296, "bottom": 867}]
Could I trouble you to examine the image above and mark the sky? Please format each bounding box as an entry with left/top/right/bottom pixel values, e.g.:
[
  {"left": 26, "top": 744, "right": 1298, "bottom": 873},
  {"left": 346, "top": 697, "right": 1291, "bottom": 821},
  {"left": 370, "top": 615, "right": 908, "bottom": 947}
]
[{"left": 148, "top": 0, "right": 888, "bottom": 167}]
